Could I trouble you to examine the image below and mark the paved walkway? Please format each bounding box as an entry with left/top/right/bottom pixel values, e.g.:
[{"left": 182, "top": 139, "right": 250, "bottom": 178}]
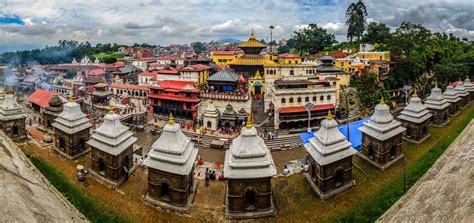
[{"left": 378, "top": 120, "right": 474, "bottom": 222}]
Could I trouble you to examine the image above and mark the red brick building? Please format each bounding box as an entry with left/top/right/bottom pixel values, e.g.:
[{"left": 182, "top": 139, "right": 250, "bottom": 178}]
[{"left": 148, "top": 80, "right": 200, "bottom": 120}]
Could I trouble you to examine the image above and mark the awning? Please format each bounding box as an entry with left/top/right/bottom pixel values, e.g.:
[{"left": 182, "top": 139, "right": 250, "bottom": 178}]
[{"left": 279, "top": 104, "right": 334, "bottom": 114}]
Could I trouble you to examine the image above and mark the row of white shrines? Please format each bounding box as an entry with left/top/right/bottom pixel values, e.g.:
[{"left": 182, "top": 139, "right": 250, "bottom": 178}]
[{"left": 25, "top": 77, "right": 474, "bottom": 219}]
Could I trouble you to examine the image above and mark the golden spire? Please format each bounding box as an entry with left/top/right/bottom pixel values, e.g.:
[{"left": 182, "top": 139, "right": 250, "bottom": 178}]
[
  {"left": 69, "top": 94, "right": 74, "bottom": 102},
  {"left": 380, "top": 96, "right": 385, "bottom": 104},
  {"left": 249, "top": 29, "right": 256, "bottom": 40},
  {"left": 246, "top": 114, "right": 253, "bottom": 129},
  {"left": 108, "top": 104, "right": 114, "bottom": 114},
  {"left": 413, "top": 88, "right": 418, "bottom": 97},
  {"left": 325, "top": 52, "right": 329, "bottom": 56},
  {"left": 435, "top": 80, "right": 438, "bottom": 88},
  {"left": 168, "top": 113, "right": 174, "bottom": 125},
  {"left": 327, "top": 110, "right": 333, "bottom": 120}
]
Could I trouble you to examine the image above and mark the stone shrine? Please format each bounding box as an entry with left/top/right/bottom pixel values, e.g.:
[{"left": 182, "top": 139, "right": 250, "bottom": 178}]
[
  {"left": 425, "top": 84, "right": 450, "bottom": 127},
  {"left": 224, "top": 116, "right": 277, "bottom": 219},
  {"left": 304, "top": 111, "right": 357, "bottom": 199},
  {"left": 87, "top": 105, "right": 136, "bottom": 186},
  {"left": 397, "top": 90, "right": 432, "bottom": 144},
  {"left": 42, "top": 93, "right": 63, "bottom": 129},
  {"left": 52, "top": 96, "right": 91, "bottom": 159},
  {"left": 443, "top": 86, "right": 461, "bottom": 116},
  {"left": 359, "top": 97, "right": 406, "bottom": 170},
  {"left": 0, "top": 92, "right": 27, "bottom": 140},
  {"left": 144, "top": 114, "right": 199, "bottom": 212}
]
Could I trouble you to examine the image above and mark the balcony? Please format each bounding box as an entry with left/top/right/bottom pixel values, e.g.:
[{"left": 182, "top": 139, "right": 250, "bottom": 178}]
[{"left": 199, "top": 92, "right": 249, "bottom": 101}]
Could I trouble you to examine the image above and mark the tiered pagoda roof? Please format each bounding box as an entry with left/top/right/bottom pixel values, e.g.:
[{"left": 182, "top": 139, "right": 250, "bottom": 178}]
[
  {"left": 237, "top": 31, "right": 266, "bottom": 49},
  {"left": 52, "top": 97, "right": 90, "bottom": 134},
  {"left": 317, "top": 54, "right": 344, "bottom": 73},
  {"left": 221, "top": 104, "right": 237, "bottom": 122},
  {"left": 305, "top": 111, "right": 357, "bottom": 165},
  {"left": 425, "top": 85, "right": 450, "bottom": 110},
  {"left": 454, "top": 80, "right": 469, "bottom": 97},
  {"left": 224, "top": 117, "right": 276, "bottom": 179},
  {"left": 397, "top": 91, "right": 432, "bottom": 124},
  {"left": 443, "top": 86, "right": 461, "bottom": 104},
  {"left": 144, "top": 114, "right": 198, "bottom": 175},
  {"left": 0, "top": 93, "right": 26, "bottom": 121},
  {"left": 87, "top": 106, "right": 136, "bottom": 156},
  {"left": 207, "top": 69, "right": 239, "bottom": 83},
  {"left": 463, "top": 77, "right": 473, "bottom": 93},
  {"left": 359, "top": 98, "right": 406, "bottom": 141},
  {"left": 203, "top": 102, "right": 219, "bottom": 119}
]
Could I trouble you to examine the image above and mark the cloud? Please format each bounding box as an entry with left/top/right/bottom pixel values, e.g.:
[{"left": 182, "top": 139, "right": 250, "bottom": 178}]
[{"left": 0, "top": 0, "right": 472, "bottom": 52}]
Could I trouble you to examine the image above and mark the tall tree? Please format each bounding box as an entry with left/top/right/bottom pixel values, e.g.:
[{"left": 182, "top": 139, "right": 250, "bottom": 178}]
[
  {"left": 363, "top": 22, "right": 391, "bottom": 44},
  {"left": 345, "top": 0, "right": 368, "bottom": 42},
  {"left": 192, "top": 42, "right": 206, "bottom": 54},
  {"left": 292, "top": 24, "right": 337, "bottom": 55}
]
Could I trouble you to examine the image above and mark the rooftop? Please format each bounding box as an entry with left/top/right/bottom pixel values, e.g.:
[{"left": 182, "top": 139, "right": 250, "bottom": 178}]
[{"left": 27, "top": 88, "right": 54, "bottom": 108}]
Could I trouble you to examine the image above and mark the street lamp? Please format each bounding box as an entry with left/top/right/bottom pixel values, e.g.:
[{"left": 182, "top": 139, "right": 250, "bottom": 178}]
[
  {"left": 304, "top": 102, "right": 314, "bottom": 132},
  {"left": 269, "top": 25, "right": 275, "bottom": 54},
  {"left": 341, "top": 86, "right": 350, "bottom": 141}
]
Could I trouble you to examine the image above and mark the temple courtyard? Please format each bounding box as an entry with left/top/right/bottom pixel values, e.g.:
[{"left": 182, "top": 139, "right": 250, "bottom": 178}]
[{"left": 18, "top": 101, "right": 474, "bottom": 222}]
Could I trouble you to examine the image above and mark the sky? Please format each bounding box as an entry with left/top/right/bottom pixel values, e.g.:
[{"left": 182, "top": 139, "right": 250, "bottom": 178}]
[{"left": 0, "top": 0, "right": 473, "bottom": 52}]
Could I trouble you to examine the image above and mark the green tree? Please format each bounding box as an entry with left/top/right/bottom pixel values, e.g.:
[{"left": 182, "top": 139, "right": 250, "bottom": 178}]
[
  {"left": 363, "top": 22, "right": 391, "bottom": 44},
  {"left": 345, "top": 0, "right": 368, "bottom": 42},
  {"left": 192, "top": 42, "right": 206, "bottom": 55},
  {"left": 292, "top": 24, "right": 337, "bottom": 55},
  {"left": 277, "top": 45, "right": 290, "bottom": 54}
]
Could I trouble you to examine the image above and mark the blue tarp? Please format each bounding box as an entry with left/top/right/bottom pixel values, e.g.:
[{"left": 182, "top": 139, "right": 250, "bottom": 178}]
[{"left": 299, "top": 117, "right": 370, "bottom": 151}]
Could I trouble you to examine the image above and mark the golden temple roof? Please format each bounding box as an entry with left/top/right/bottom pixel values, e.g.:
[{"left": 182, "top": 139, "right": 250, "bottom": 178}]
[
  {"left": 228, "top": 55, "right": 276, "bottom": 66},
  {"left": 238, "top": 31, "right": 267, "bottom": 48}
]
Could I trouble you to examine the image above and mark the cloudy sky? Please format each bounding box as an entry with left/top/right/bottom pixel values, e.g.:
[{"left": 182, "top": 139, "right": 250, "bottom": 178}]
[{"left": 0, "top": 0, "right": 473, "bottom": 52}]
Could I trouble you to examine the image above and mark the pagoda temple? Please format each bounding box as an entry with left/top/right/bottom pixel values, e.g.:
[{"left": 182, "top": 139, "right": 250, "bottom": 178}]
[
  {"left": 52, "top": 96, "right": 91, "bottom": 159},
  {"left": 224, "top": 116, "right": 277, "bottom": 219},
  {"left": 144, "top": 114, "right": 198, "bottom": 212},
  {"left": 87, "top": 105, "right": 136, "bottom": 186},
  {"left": 454, "top": 80, "right": 468, "bottom": 108},
  {"left": 92, "top": 82, "right": 111, "bottom": 104},
  {"left": 0, "top": 92, "right": 27, "bottom": 140},
  {"left": 220, "top": 104, "right": 237, "bottom": 128},
  {"left": 463, "top": 77, "right": 473, "bottom": 101},
  {"left": 359, "top": 97, "right": 406, "bottom": 170},
  {"left": 42, "top": 93, "right": 63, "bottom": 129},
  {"left": 228, "top": 31, "right": 275, "bottom": 79},
  {"left": 397, "top": 90, "right": 432, "bottom": 144},
  {"left": 443, "top": 86, "right": 461, "bottom": 116},
  {"left": 304, "top": 111, "right": 357, "bottom": 199},
  {"left": 202, "top": 102, "right": 219, "bottom": 131},
  {"left": 425, "top": 84, "right": 450, "bottom": 127}
]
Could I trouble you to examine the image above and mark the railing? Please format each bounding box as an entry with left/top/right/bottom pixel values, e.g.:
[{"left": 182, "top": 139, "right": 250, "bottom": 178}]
[{"left": 199, "top": 93, "right": 249, "bottom": 101}]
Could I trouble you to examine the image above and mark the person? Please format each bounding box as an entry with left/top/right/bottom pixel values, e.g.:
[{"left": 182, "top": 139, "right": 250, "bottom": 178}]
[
  {"left": 211, "top": 171, "right": 216, "bottom": 180},
  {"left": 205, "top": 168, "right": 210, "bottom": 186}
]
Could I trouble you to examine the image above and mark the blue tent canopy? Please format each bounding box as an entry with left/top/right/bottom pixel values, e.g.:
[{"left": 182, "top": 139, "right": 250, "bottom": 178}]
[{"left": 299, "top": 117, "right": 370, "bottom": 151}]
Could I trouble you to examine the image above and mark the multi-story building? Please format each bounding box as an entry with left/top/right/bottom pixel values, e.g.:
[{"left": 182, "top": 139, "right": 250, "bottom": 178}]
[
  {"left": 178, "top": 64, "right": 210, "bottom": 86},
  {"left": 270, "top": 79, "right": 336, "bottom": 130},
  {"left": 357, "top": 51, "right": 390, "bottom": 61},
  {"left": 148, "top": 80, "right": 200, "bottom": 120}
]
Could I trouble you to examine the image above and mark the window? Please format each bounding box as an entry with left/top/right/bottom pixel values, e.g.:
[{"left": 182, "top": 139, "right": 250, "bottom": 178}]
[
  {"left": 281, "top": 98, "right": 286, "bottom": 103},
  {"left": 333, "top": 81, "right": 336, "bottom": 86},
  {"left": 327, "top": 95, "right": 331, "bottom": 100},
  {"left": 289, "top": 98, "right": 294, "bottom": 103},
  {"left": 312, "top": 96, "right": 317, "bottom": 102},
  {"left": 305, "top": 97, "right": 309, "bottom": 102},
  {"left": 289, "top": 60, "right": 292, "bottom": 64},
  {"left": 290, "top": 70, "right": 294, "bottom": 76},
  {"left": 320, "top": 95, "right": 324, "bottom": 101},
  {"left": 297, "top": 97, "right": 302, "bottom": 103}
]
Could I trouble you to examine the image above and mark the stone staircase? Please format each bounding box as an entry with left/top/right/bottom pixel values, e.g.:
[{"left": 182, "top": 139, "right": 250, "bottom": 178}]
[{"left": 182, "top": 131, "right": 303, "bottom": 151}]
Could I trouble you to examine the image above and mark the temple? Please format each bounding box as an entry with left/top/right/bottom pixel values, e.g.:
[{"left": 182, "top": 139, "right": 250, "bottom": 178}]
[
  {"left": 144, "top": 114, "right": 198, "bottom": 212},
  {"left": 87, "top": 105, "right": 137, "bottom": 186},
  {"left": 443, "top": 86, "right": 461, "bottom": 116},
  {"left": 202, "top": 102, "right": 220, "bottom": 130},
  {"left": 228, "top": 31, "right": 275, "bottom": 79},
  {"left": 463, "top": 77, "right": 473, "bottom": 101},
  {"left": 454, "top": 80, "right": 468, "bottom": 109},
  {"left": 224, "top": 116, "right": 277, "bottom": 219},
  {"left": 52, "top": 96, "right": 91, "bottom": 159},
  {"left": 397, "top": 90, "right": 432, "bottom": 144},
  {"left": 359, "top": 97, "right": 406, "bottom": 170},
  {"left": 304, "top": 111, "right": 357, "bottom": 199},
  {"left": 42, "top": 93, "right": 63, "bottom": 129},
  {"left": 0, "top": 91, "right": 27, "bottom": 140},
  {"left": 425, "top": 84, "right": 450, "bottom": 127}
]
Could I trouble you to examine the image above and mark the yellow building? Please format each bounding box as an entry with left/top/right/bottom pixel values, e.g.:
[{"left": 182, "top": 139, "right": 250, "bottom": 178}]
[
  {"left": 211, "top": 51, "right": 240, "bottom": 68},
  {"left": 334, "top": 57, "right": 367, "bottom": 73},
  {"left": 357, "top": 51, "right": 390, "bottom": 61},
  {"left": 249, "top": 70, "right": 265, "bottom": 95},
  {"left": 277, "top": 53, "right": 302, "bottom": 65}
]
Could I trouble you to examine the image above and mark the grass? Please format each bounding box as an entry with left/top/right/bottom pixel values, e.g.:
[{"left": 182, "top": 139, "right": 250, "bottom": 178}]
[
  {"left": 273, "top": 103, "right": 474, "bottom": 223},
  {"left": 27, "top": 154, "right": 129, "bottom": 223}
]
